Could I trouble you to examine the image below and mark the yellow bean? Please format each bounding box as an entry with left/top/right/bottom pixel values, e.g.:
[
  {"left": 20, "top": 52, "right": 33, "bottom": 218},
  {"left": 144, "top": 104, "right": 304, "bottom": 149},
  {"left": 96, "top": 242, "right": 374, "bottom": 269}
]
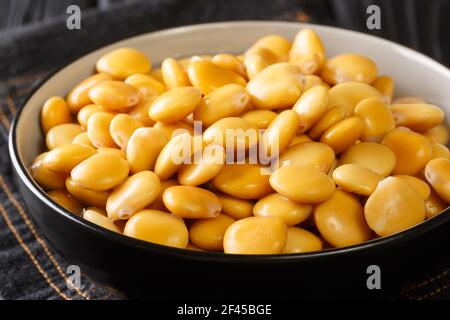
[
  {"left": 97, "top": 147, "right": 126, "bottom": 159},
  {"left": 128, "top": 98, "right": 156, "bottom": 127},
  {"left": 430, "top": 143, "right": 450, "bottom": 160},
  {"left": 217, "top": 193, "right": 253, "bottom": 220},
  {"left": 213, "top": 163, "right": 273, "bottom": 199},
  {"left": 289, "top": 28, "right": 325, "bottom": 74},
  {"left": 43, "top": 144, "right": 96, "bottom": 174},
  {"left": 203, "top": 117, "right": 258, "bottom": 150},
  {"left": 47, "top": 190, "right": 84, "bottom": 216},
  {"left": 339, "top": 142, "right": 396, "bottom": 176},
  {"left": 30, "top": 153, "right": 67, "bottom": 190},
  {"left": 251, "top": 35, "right": 291, "bottom": 62},
  {"left": 72, "top": 132, "right": 94, "bottom": 148},
  {"left": 71, "top": 152, "right": 129, "bottom": 191},
  {"left": 394, "top": 175, "right": 431, "bottom": 200},
  {"left": 109, "top": 113, "right": 143, "bottom": 149},
  {"left": 147, "top": 179, "right": 178, "bottom": 211},
  {"left": 243, "top": 53, "right": 270, "bottom": 79},
  {"left": 154, "top": 133, "right": 193, "bottom": 180},
  {"left": 241, "top": 109, "right": 277, "bottom": 129},
  {"left": 188, "top": 59, "right": 246, "bottom": 94},
  {"left": 67, "top": 73, "right": 112, "bottom": 113},
  {"left": 161, "top": 58, "right": 190, "bottom": 89},
  {"left": 83, "top": 208, "right": 121, "bottom": 233},
  {"left": 302, "top": 74, "right": 323, "bottom": 92},
  {"left": 261, "top": 110, "right": 299, "bottom": 156},
  {"left": 278, "top": 141, "right": 335, "bottom": 173},
  {"left": 354, "top": 98, "right": 395, "bottom": 142},
  {"left": 320, "top": 117, "right": 364, "bottom": 154},
  {"left": 163, "top": 186, "right": 222, "bottom": 219},
  {"left": 381, "top": 127, "right": 432, "bottom": 175},
  {"left": 127, "top": 127, "right": 169, "bottom": 174},
  {"left": 270, "top": 166, "right": 335, "bottom": 203},
  {"left": 245, "top": 46, "right": 279, "bottom": 65},
  {"left": 153, "top": 121, "right": 194, "bottom": 139},
  {"left": 106, "top": 171, "right": 161, "bottom": 220},
  {"left": 193, "top": 84, "right": 249, "bottom": 127},
  {"left": 293, "top": 86, "right": 328, "bottom": 133},
  {"left": 327, "top": 82, "right": 382, "bottom": 111},
  {"left": 41, "top": 97, "right": 72, "bottom": 133},
  {"left": 364, "top": 177, "right": 425, "bottom": 236},
  {"left": 66, "top": 178, "right": 110, "bottom": 208},
  {"left": 211, "top": 54, "right": 247, "bottom": 78},
  {"left": 124, "top": 73, "right": 165, "bottom": 100},
  {"left": 178, "top": 146, "right": 225, "bottom": 186},
  {"left": 77, "top": 104, "right": 113, "bottom": 128},
  {"left": 321, "top": 54, "right": 377, "bottom": 85},
  {"left": 189, "top": 214, "right": 235, "bottom": 251},
  {"left": 425, "top": 190, "right": 448, "bottom": 219},
  {"left": 46, "top": 124, "right": 84, "bottom": 150},
  {"left": 246, "top": 63, "right": 303, "bottom": 109},
  {"left": 149, "top": 87, "right": 201, "bottom": 123},
  {"left": 150, "top": 68, "right": 164, "bottom": 83},
  {"left": 281, "top": 227, "right": 322, "bottom": 253},
  {"left": 124, "top": 209, "right": 189, "bottom": 248},
  {"left": 89, "top": 81, "right": 140, "bottom": 111},
  {"left": 314, "top": 189, "right": 371, "bottom": 247},
  {"left": 393, "top": 96, "right": 426, "bottom": 104},
  {"left": 223, "top": 216, "right": 287, "bottom": 254},
  {"left": 288, "top": 134, "right": 312, "bottom": 147},
  {"left": 332, "top": 164, "right": 383, "bottom": 196},
  {"left": 372, "top": 75, "right": 394, "bottom": 104},
  {"left": 87, "top": 112, "right": 116, "bottom": 148},
  {"left": 308, "top": 104, "right": 350, "bottom": 140},
  {"left": 96, "top": 48, "right": 151, "bottom": 80},
  {"left": 253, "top": 193, "right": 312, "bottom": 226},
  {"left": 421, "top": 125, "right": 449, "bottom": 145},
  {"left": 424, "top": 157, "right": 450, "bottom": 203},
  {"left": 389, "top": 103, "right": 445, "bottom": 132}
]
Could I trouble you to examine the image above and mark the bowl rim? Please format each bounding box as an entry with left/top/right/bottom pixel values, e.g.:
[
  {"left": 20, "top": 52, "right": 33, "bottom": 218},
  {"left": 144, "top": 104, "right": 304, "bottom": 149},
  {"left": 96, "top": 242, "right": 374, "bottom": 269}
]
[{"left": 9, "top": 20, "right": 450, "bottom": 263}]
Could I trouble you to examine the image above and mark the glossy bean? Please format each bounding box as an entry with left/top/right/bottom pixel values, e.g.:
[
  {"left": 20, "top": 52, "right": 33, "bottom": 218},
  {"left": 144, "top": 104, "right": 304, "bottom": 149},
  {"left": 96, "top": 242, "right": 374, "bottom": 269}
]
[
  {"left": 67, "top": 73, "right": 112, "bottom": 113},
  {"left": 71, "top": 152, "right": 129, "bottom": 191},
  {"left": 424, "top": 157, "right": 450, "bottom": 203},
  {"left": 339, "top": 142, "right": 396, "bottom": 176},
  {"left": 189, "top": 214, "right": 235, "bottom": 251},
  {"left": 41, "top": 97, "right": 72, "bottom": 133},
  {"left": 223, "top": 216, "right": 287, "bottom": 254},
  {"left": 354, "top": 98, "right": 395, "bottom": 142},
  {"left": 47, "top": 190, "right": 84, "bottom": 216},
  {"left": 193, "top": 84, "right": 249, "bottom": 127},
  {"left": 314, "top": 189, "right": 371, "bottom": 247},
  {"left": 364, "top": 177, "right": 425, "bottom": 236},
  {"left": 127, "top": 127, "right": 169, "bottom": 174},
  {"left": 89, "top": 81, "right": 140, "bottom": 111},
  {"left": 253, "top": 193, "right": 312, "bottom": 226},
  {"left": 107, "top": 171, "right": 161, "bottom": 220},
  {"left": 281, "top": 227, "right": 322, "bottom": 253},
  {"left": 332, "top": 164, "right": 383, "bottom": 196},
  {"left": 45, "top": 124, "right": 84, "bottom": 150},
  {"left": 381, "top": 127, "right": 432, "bottom": 175},
  {"left": 96, "top": 48, "right": 151, "bottom": 80},
  {"left": 163, "top": 186, "right": 222, "bottom": 219},
  {"left": 66, "top": 178, "right": 110, "bottom": 208},
  {"left": 43, "top": 144, "right": 96, "bottom": 174},
  {"left": 270, "top": 166, "right": 336, "bottom": 203},
  {"left": 212, "top": 163, "right": 273, "bottom": 199},
  {"left": 109, "top": 113, "right": 143, "bottom": 149}
]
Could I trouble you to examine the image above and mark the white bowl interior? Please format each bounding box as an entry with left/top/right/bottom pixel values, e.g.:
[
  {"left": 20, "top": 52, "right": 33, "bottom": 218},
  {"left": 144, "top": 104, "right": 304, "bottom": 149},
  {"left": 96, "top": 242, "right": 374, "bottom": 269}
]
[{"left": 14, "top": 21, "right": 450, "bottom": 167}]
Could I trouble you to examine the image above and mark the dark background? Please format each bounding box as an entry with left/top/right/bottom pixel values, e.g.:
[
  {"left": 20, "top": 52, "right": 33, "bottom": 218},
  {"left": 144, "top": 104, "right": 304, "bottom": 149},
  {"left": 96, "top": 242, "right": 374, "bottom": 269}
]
[{"left": 0, "top": 0, "right": 449, "bottom": 78}]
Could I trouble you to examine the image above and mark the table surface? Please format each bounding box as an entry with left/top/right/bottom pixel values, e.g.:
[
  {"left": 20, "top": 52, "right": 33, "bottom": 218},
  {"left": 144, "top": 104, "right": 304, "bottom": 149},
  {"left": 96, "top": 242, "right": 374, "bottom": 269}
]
[{"left": 0, "top": 0, "right": 449, "bottom": 300}]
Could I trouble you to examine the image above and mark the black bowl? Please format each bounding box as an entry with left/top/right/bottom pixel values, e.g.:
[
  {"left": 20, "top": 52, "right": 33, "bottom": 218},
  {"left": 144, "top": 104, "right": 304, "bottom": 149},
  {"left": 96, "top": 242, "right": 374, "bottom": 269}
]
[{"left": 8, "top": 22, "right": 450, "bottom": 299}]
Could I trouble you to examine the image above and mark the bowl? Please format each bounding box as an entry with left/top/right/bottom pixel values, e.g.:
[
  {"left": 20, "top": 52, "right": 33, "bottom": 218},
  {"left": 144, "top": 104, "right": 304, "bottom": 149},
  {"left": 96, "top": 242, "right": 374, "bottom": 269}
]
[{"left": 9, "top": 21, "right": 450, "bottom": 299}]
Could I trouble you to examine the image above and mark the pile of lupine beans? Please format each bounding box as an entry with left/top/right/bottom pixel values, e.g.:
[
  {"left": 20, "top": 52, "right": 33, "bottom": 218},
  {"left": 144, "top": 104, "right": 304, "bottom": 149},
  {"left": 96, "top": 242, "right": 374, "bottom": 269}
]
[{"left": 32, "top": 28, "right": 449, "bottom": 254}]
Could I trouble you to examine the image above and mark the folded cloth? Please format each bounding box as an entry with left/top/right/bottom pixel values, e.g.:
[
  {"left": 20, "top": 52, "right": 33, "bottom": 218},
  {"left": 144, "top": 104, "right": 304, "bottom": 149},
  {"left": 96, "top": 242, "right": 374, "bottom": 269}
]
[{"left": 0, "top": 0, "right": 449, "bottom": 300}]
